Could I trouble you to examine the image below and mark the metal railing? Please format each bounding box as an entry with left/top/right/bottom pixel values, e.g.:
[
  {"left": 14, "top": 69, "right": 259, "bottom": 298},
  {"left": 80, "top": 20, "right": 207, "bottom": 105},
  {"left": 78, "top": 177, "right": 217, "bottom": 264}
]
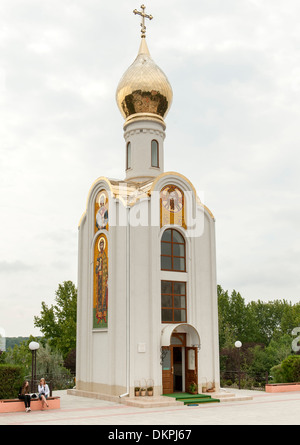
[
  {"left": 220, "top": 370, "right": 269, "bottom": 391},
  {"left": 25, "top": 373, "right": 76, "bottom": 395}
]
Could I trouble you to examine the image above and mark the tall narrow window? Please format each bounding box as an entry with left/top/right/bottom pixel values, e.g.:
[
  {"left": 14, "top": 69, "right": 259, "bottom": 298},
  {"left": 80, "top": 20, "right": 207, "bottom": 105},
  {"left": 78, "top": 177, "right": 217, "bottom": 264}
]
[
  {"left": 151, "top": 140, "right": 159, "bottom": 168},
  {"left": 161, "top": 229, "right": 186, "bottom": 272},
  {"left": 126, "top": 142, "right": 131, "bottom": 169},
  {"left": 161, "top": 280, "right": 186, "bottom": 323}
]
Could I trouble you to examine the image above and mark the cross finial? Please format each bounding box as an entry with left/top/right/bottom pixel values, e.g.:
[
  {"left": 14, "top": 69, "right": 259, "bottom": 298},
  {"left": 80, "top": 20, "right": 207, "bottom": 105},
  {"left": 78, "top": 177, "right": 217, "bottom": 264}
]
[{"left": 133, "top": 4, "right": 153, "bottom": 38}]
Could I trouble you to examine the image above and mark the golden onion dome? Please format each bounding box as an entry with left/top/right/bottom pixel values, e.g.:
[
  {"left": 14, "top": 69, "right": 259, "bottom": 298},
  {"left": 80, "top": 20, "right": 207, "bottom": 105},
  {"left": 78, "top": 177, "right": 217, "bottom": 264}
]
[{"left": 116, "top": 38, "right": 173, "bottom": 122}]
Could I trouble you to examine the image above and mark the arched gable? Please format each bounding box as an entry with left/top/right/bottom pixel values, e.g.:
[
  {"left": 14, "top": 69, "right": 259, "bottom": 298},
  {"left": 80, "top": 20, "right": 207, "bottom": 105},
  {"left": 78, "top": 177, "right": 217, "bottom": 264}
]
[{"left": 150, "top": 171, "right": 214, "bottom": 221}]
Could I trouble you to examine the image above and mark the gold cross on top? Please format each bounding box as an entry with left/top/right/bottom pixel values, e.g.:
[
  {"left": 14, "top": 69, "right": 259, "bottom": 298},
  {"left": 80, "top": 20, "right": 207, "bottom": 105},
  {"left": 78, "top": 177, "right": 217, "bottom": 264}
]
[{"left": 133, "top": 4, "right": 153, "bottom": 38}]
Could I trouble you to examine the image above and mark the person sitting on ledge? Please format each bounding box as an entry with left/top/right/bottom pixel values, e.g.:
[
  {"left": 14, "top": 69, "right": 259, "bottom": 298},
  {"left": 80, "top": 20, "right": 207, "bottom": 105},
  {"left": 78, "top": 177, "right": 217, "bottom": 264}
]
[
  {"left": 18, "top": 380, "right": 31, "bottom": 412},
  {"left": 38, "top": 378, "right": 49, "bottom": 409}
]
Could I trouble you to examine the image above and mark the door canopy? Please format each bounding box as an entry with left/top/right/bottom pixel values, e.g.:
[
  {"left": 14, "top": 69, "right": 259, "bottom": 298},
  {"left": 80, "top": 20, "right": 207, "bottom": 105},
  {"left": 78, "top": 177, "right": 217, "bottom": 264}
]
[{"left": 161, "top": 323, "right": 200, "bottom": 348}]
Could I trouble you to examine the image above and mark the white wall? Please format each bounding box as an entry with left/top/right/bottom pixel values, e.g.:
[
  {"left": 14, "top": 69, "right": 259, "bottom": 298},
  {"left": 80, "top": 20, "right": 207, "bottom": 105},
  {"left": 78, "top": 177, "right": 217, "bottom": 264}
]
[{"left": 76, "top": 173, "right": 220, "bottom": 396}]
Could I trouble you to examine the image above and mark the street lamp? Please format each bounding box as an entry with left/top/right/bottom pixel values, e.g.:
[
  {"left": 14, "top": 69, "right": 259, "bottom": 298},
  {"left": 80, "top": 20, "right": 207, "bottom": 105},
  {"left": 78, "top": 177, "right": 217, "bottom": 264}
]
[
  {"left": 234, "top": 341, "right": 242, "bottom": 390},
  {"left": 29, "top": 341, "right": 39, "bottom": 392}
]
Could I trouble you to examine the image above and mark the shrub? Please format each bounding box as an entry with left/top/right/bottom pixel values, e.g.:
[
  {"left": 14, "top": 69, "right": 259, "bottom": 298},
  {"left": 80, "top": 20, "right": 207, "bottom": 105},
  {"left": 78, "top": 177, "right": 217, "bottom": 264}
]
[
  {"left": 270, "top": 364, "right": 286, "bottom": 383},
  {"left": 271, "top": 356, "right": 300, "bottom": 383},
  {"left": 281, "top": 355, "right": 300, "bottom": 382},
  {"left": 0, "top": 364, "right": 24, "bottom": 399}
]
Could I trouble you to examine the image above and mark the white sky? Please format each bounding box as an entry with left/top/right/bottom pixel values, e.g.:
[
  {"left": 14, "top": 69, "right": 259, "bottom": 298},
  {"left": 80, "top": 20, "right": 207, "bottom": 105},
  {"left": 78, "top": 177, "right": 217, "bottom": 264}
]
[{"left": 0, "top": 0, "right": 299, "bottom": 337}]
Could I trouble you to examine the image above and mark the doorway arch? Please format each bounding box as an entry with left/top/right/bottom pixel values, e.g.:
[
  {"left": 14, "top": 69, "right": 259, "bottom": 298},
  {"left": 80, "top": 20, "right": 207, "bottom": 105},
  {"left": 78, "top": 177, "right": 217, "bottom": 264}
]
[
  {"left": 161, "top": 323, "right": 200, "bottom": 348},
  {"left": 161, "top": 324, "right": 200, "bottom": 394}
]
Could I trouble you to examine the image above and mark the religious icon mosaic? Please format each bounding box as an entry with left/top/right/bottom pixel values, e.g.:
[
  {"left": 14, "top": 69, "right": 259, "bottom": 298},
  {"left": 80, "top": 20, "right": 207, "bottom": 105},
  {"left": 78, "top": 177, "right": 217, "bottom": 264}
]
[
  {"left": 93, "top": 189, "right": 109, "bottom": 329},
  {"left": 160, "top": 184, "right": 186, "bottom": 229},
  {"left": 93, "top": 233, "right": 108, "bottom": 329},
  {"left": 95, "top": 189, "right": 109, "bottom": 232}
]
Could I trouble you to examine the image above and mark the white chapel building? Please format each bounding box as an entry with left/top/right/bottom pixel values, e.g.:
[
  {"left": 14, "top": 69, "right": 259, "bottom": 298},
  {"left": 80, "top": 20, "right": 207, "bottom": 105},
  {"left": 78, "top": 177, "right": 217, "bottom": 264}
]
[{"left": 75, "top": 6, "right": 220, "bottom": 398}]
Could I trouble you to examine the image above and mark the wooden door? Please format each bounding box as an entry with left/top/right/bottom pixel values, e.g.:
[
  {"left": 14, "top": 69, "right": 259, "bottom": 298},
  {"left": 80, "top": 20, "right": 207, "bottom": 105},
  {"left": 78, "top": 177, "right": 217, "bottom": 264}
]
[
  {"left": 162, "top": 347, "right": 173, "bottom": 394},
  {"left": 185, "top": 347, "right": 198, "bottom": 392}
]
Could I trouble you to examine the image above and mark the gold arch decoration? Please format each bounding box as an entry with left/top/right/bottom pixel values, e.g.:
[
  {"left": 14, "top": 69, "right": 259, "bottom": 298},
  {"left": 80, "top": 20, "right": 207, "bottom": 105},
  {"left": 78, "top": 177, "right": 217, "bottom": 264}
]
[{"left": 160, "top": 184, "right": 186, "bottom": 229}]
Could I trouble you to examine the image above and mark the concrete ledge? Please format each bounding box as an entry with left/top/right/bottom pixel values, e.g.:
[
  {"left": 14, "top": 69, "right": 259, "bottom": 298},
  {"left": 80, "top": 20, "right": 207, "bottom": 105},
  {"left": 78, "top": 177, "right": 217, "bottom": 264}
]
[
  {"left": 120, "top": 396, "right": 183, "bottom": 408},
  {"left": 265, "top": 383, "right": 300, "bottom": 393},
  {"left": 67, "top": 388, "right": 121, "bottom": 404},
  {"left": 211, "top": 392, "right": 253, "bottom": 402},
  {"left": 67, "top": 389, "right": 182, "bottom": 408},
  {"left": 0, "top": 397, "right": 60, "bottom": 413}
]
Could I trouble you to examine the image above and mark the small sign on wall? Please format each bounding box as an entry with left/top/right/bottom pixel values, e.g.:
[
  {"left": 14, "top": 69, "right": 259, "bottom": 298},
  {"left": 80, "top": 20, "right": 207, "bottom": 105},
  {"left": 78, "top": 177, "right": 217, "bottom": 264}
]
[
  {"left": 137, "top": 343, "right": 146, "bottom": 353},
  {"left": 188, "top": 348, "right": 195, "bottom": 370}
]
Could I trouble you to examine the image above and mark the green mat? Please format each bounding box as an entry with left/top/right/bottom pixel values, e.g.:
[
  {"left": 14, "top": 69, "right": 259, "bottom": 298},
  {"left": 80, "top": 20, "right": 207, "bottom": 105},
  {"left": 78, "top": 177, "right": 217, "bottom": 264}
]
[
  {"left": 163, "top": 392, "right": 208, "bottom": 399},
  {"left": 162, "top": 392, "right": 220, "bottom": 405}
]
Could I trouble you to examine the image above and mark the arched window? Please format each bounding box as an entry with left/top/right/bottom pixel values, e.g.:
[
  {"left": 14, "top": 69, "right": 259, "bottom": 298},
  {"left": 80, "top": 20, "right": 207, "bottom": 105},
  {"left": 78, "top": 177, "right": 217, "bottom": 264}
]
[
  {"left": 161, "top": 229, "right": 186, "bottom": 272},
  {"left": 126, "top": 142, "right": 131, "bottom": 169},
  {"left": 151, "top": 140, "right": 159, "bottom": 168}
]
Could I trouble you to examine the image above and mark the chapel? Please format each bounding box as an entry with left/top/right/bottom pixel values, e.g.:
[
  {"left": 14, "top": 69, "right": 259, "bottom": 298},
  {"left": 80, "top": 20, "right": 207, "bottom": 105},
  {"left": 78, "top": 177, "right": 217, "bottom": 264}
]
[{"left": 75, "top": 6, "right": 220, "bottom": 397}]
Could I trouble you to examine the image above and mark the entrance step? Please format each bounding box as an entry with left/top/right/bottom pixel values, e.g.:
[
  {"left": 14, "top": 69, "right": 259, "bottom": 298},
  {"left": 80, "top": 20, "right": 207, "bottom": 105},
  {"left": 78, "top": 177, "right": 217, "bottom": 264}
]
[
  {"left": 162, "top": 392, "right": 220, "bottom": 405},
  {"left": 180, "top": 397, "right": 220, "bottom": 405},
  {"left": 163, "top": 391, "right": 253, "bottom": 404},
  {"left": 121, "top": 395, "right": 183, "bottom": 408},
  {"left": 207, "top": 392, "right": 253, "bottom": 402}
]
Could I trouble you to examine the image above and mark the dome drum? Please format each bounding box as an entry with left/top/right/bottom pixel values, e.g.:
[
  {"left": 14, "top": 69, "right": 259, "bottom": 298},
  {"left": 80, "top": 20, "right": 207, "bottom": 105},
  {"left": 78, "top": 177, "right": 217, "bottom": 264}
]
[{"left": 121, "top": 88, "right": 169, "bottom": 119}]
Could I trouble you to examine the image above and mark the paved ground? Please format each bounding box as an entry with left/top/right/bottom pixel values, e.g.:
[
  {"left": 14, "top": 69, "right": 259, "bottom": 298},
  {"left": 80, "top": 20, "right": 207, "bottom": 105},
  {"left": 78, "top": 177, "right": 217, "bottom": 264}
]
[{"left": 1, "top": 388, "right": 300, "bottom": 426}]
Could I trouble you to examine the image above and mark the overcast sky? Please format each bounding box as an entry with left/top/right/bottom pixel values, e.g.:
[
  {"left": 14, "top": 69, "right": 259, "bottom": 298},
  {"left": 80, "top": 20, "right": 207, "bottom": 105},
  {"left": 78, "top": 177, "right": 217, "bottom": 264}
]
[{"left": 1, "top": 0, "right": 299, "bottom": 337}]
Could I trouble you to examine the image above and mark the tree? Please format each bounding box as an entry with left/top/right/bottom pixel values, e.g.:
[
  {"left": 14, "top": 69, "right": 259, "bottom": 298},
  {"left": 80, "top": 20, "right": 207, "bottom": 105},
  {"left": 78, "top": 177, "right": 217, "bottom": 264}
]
[
  {"left": 280, "top": 303, "right": 300, "bottom": 335},
  {"left": 34, "top": 281, "right": 77, "bottom": 358},
  {"left": 218, "top": 286, "right": 252, "bottom": 346},
  {"left": 246, "top": 300, "right": 288, "bottom": 344},
  {"left": 218, "top": 286, "right": 297, "bottom": 348}
]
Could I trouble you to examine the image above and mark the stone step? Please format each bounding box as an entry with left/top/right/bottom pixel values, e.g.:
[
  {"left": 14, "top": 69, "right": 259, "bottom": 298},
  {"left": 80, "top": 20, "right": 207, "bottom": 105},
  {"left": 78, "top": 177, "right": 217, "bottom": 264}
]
[
  {"left": 121, "top": 396, "right": 183, "bottom": 408},
  {"left": 208, "top": 392, "right": 253, "bottom": 402}
]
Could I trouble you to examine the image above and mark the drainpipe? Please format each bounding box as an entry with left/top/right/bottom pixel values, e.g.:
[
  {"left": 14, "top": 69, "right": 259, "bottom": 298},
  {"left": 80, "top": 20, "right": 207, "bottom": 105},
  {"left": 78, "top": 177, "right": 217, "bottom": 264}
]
[{"left": 120, "top": 205, "right": 130, "bottom": 398}]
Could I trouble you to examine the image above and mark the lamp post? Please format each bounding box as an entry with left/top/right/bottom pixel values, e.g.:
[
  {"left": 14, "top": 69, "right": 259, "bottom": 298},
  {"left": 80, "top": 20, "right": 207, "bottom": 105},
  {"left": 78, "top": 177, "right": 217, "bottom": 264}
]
[
  {"left": 234, "top": 340, "right": 242, "bottom": 390},
  {"left": 29, "top": 341, "right": 39, "bottom": 392}
]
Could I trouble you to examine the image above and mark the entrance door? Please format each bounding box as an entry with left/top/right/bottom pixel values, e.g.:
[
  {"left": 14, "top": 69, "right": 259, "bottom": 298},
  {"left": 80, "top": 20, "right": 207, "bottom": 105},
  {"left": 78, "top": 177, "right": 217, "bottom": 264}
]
[
  {"left": 162, "top": 346, "right": 173, "bottom": 394},
  {"left": 173, "top": 347, "right": 183, "bottom": 392},
  {"left": 185, "top": 347, "right": 198, "bottom": 392},
  {"left": 162, "top": 333, "right": 186, "bottom": 394}
]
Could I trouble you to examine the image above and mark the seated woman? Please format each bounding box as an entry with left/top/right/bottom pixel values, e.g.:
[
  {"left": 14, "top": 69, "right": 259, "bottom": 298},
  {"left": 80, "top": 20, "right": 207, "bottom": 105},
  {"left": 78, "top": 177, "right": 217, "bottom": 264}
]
[
  {"left": 38, "top": 378, "right": 49, "bottom": 409},
  {"left": 18, "top": 380, "right": 31, "bottom": 412}
]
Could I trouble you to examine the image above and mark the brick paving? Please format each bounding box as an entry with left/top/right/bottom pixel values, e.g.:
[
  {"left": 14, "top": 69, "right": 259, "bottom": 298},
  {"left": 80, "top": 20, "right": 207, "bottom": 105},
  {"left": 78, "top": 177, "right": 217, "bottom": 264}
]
[{"left": 1, "top": 388, "right": 300, "bottom": 425}]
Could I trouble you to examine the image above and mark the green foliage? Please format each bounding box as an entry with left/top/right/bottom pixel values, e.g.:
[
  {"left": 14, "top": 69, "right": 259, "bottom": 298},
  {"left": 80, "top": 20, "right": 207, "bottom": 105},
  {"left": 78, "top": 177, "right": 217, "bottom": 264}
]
[
  {"left": 5, "top": 337, "right": 39, "bottom": 350},
  {"left": 270, "top": 364, "right": 286, "bottom": 383},
  {"left": 218, "top": 285, "right": 300, "bottom": 385},
  {"left": 280, "top": 304, "right": 300, "bottom": 335},
  {"left": 34, "top": 281, "right": 77, "bottom": 358},
  {"left": 0, "top": 364, "right": 24, "bottom": 399},
  {"left": 3, "top": 336, "right": 37, "bottom": 376},
  {"left": 279, "top": 355, "right": 300, "bottom": 382},
  {"left": 63, "top": 348, "right": 76, "bottom": 373},
  {"left": 0, "top": 281, "right": 77, "bottom": 395},
  {"left": 218, "top": 285, "right": 295, "bottom": 348},
  {"left": 4, "top": 340, "right": 65, "bottom": 374}
]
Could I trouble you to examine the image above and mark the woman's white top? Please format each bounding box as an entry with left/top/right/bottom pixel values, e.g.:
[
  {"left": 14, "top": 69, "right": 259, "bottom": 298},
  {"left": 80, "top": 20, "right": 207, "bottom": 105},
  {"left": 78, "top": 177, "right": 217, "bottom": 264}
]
[{"left": 38, "top": 384, "right": 50, "bottom": 397}]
